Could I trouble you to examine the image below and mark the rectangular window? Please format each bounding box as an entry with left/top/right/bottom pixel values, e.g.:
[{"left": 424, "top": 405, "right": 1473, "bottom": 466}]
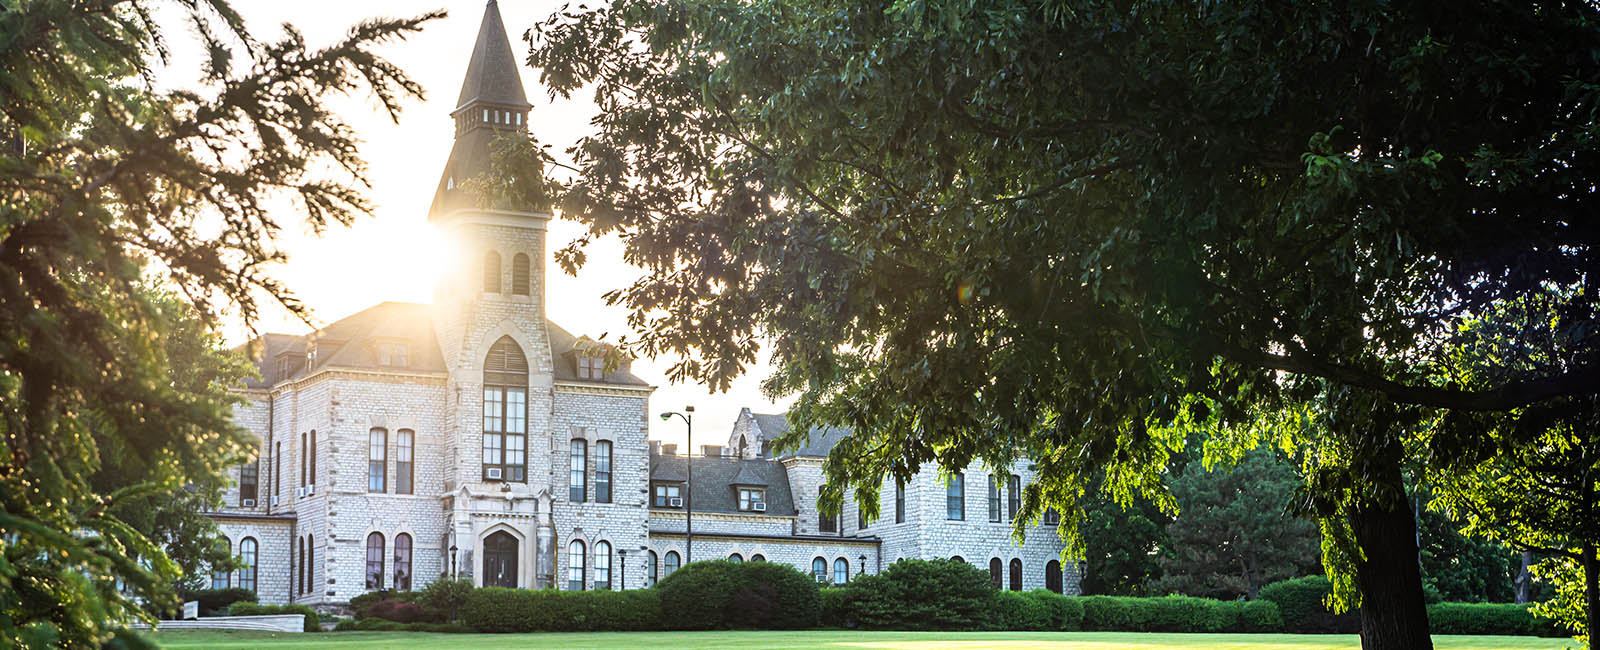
[
  {"left": 273, "top": 442, "right": 281, "bottom": 505},
  {"left": 396, "top": 429, "right": 414, "bottom": 495},
  {"left": 309, "top": 430, "right": 316, "bottom": 485},
  {"left": 1008, "top": 474, "right": 1021, "bottom": 520},
  {"left": 595, "top": 440, "right": 612, "bottom": 503},
  {"left": 482, "top": 388, "right": 503, "bottom": 480},
  {"left": 946, "top": 473, "right": 965, "bottom": 520},
  {"left": 818, "top": 487, "right": 837, "bottom": 533},
  {"left": 570, "top": 440, "right": 587, "bottom": 502},
  {"left": 858, "top": 502, "right": 867, "bottom": 530},
  {"left": 652, "top": 483, "right": 681, "bottom": 507},
  {"left": 506, "top": 389, "right": 526, "bottom": 482},
  {"left": 895, "top": 480, "right": 905, "bottom": 524},
  {"left": 240, "top": 460, "right": 258, "bottom": 504},
  {"left": 989, "top": 475, "right": 1002, "bottom": 522},
  {"left": 368, "top": 428, "right": 387, "bottom": 492},
  {"left": 577, "top": 356, "right": 598, "bottom": 380},
  {"left": 739, "top": 488, "right": 766, "bottom": 511},
  {"left": 300, "top": 432, "right": 307, "bottom": 488},
  {"left": 1044, "top": 507, "right": 1060, "bottom": 525}
]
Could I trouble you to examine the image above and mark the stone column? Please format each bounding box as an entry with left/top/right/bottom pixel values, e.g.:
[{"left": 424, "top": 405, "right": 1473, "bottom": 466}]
[{"left": 535, "top": 494, "right": 555, "bottom": 588}]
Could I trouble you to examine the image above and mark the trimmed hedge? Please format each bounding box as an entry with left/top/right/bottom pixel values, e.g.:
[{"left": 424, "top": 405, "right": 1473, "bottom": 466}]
[
  {"left": 1077, "top": 595, "right": 1282, "bottom": 633},
  {"left": 334, "top": 618, "right": 474, "bottom": 633},
  {"left": 462, "top": 587, "right": 661, "bottom": 632},
  {"left": 1026, "top": 590, "right": 1085, "bottom": 632},
  {"left": 1258, "top": 576, "right": 1360, "bottom": 634},
  {"left": 179, "top": 587, "right": 255, "bottom": 617},
  {"left": 225, "top": 602, "right": 321, "bottom": 632},
  {"left": 839, "top": 558, "right": 996, "bottom": 630},
  {"left": 1427, "top": 602, "right": 1563, "bottom": 637},
  {"left": 993, "top": 591, "right": 1052, "bottom": 631},
  {"left": 656, "top": 560, "right": 821, "bottom": 630},
  {"left": 820, "top": 587, "right": 850, "bottom": 628}
]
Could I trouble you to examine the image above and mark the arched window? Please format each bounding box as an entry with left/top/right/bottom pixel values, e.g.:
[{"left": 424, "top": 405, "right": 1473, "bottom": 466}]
[
  {"left": 751, "top": 554, "right": 765, "bottom": 562},
  {"left": 482, "top": 337, "right": 527, "bottom": 482},
  {"left": 483, "top": 251, "right": 501, "bottom": 293},
  {"left": 396, "top": 429, "right": 414, "bottom": 495},
  {"left": 989, "top": 558, "right": 1003, "bottom": 589},
  {"left": 646, "top": 550, "right": 658, "bottom": 587},
  {"left": 511, "top": 253, "right": 530, "bottom": 295},
  {"left": 595, "top": 440, "right": 612, "bottom": 503},
  {"left": 728, "top": 553, "right": 743, "bottom": 563},
  {"left": 568, "top": 540, "right": 587, "bottom": 590},
  {"left": 595, "top": 541, "right": 612, "bottom": 590},
  {"left": 366, "top": 533, "right": 385, "bottom": 590},
  {"left": 238, "top": 537, "right": 258, "bottom": 593},
  {"left": 951, "top": 555, "right": 965, "bottom": 564},
  {"left": 812, "top": 557, "right": 827, "bottom": 583},
  {"left": 1046, "top": 560, "right": 1063, "bottom": 594},
  {"left": 306, "top": 535, "right": 315, "bottom": 595},
  {"left": 211, "top": 537, "right": 231, "bottom": 589},
  {"left": 738, "top": 436, "right": 748, "bottom": 457},
  {"left": 833, "top": 557, "right": 849, "bottom": 584},
  {"left": 570, "top": 440, "right": 587, "bottom": 502},
  {"left": 1009, "top": 558, "right": 1023, "bottom": 591},
  {"left": 483, "top": 531, "right": 518, "bottom": 588},
  {"left": 293, "top": 536, "right": 302, "bottom": 598},
  {"left": 368, "top": 428, "right": 387, "bottom": 492},
  {"left": 394, "top": 533, "right": 413, "bottom": 591},
  {"left": 664, "top": 551, "right": 680, "bottom": 576}
]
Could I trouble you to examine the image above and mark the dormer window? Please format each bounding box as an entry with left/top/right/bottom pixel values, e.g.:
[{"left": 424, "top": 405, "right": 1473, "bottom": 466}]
[
  {"left": 378, "top": 342, "right": 408, "bottom": 367},
  {"left": 276, "top": 354, "right": 302, "bottom": 380},
  {"left": 652, "top": 482, "right": 681, "bottom": 508},
  {"left": 738, "top": 488, "right": 766, "bottom": 512},
  {"left": 577, "top": 355, "right": 604, "bottom": 381}
]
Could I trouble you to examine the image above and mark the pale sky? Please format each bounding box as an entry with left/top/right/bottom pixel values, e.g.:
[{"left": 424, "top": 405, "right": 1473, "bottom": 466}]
[{"left": 161, "top": 0, "right": 791, "bottom": 446}]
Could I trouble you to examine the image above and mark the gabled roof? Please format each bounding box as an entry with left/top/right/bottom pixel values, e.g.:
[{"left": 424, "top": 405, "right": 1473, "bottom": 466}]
[
  {"left": 648, "top": 452, "right": 797, "bottom": 516},
  {"left": 454, "top": 1, "right": 531, "bottom": 112},
  {"left": 753, "top": 412, "right": 852, "bottom": 459}
]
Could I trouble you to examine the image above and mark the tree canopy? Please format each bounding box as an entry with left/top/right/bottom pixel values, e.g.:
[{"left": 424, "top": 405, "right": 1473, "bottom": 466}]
[
  {"left": 0, "top": 1, "right": 437, "bottom": 645},
  {"left": 524, "top": 1, "right": 1600, "bottom": 647}
]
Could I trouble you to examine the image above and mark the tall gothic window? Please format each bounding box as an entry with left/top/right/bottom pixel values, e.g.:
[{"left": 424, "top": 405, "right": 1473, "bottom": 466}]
[
  {"left": 1007, "top": 475, "right": 1022, "bottom": 520},
  {"left": 309, "top": 430, "right": 316, "bottom": 485},
  {"left": 833, "top": 557, "right": 849, "bottom": 584},
  {"left": 483, "top": 251, "right": 501, "bottom": 293},
  {"left": 211, "top": 537, "right": 231, "bottom": 589},
  {"left": 989, "top": 558, "right": 1003, "bottom": 589},
  {"left": 1046, "top": 560, "right": 1064, "bottom": 594},
  {"left": 305, "top": 535, "right": 315, "bottom": 595},
  {"left": 570, "top": 440, "right": 587, "bottom": 502},
  {"left": 366, "top": 533, "right": 385, "bottom": 590},
  {"left": 293, "top": 536, "right": 302, "bottom": 598},
  {"left": 368, "top": 428, "right": 387, "bottom": 492},
  {"left": 646, "top": 550, "right": 658, "bottom": 587},
  {"left": 895, "top": 480, "right": 905, "bottom": 523},
  {"left": 595, "top": 441, "right": 612, "bottom": 503},
  {"left": 594, "top": 541, "right": 611, "bottom": 590},
  {"left": 482, "top": 337, "right": 528, "bottom": 482},
  {"left": 394, "top": 533, "right": 413, "bottom": 591},
  {"left": 1009, "top": 558, "right": 1023, "bottom": 591},
  {"left": 396, "top": 429, "right": 414, "bottom": 495},
  {"left": 663, "top": 551, "right": 680, "bottom": 577},
  {"left": 238, "top": 538, "right": 257, "bottom": 593},
  {"left": 988, "top": 475, "right": 1002, "bottom": 522},
  {"left": 568, "top": 540, "right": 586, "bottom": 590},
  {"left": 511, "top": 253, "right": 530, "bottom": 295}
]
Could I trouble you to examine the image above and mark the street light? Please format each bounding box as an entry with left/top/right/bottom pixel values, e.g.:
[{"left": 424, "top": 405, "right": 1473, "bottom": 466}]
[
  {"left": 449, "top": 543, "right": 458, "bottom": 579},
  {"left": 659, "top": 406, "right": 694, "bottom": 564},
  {"left": 858, "top": 554, "right": 867, "bottom": 579},
  {"left": 618, "top": 548, "right": 627, "bottom": 591}
]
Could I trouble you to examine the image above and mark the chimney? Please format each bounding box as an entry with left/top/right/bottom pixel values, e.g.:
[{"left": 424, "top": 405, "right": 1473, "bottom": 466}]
[
  {"left": 702, "top": 444, "right": 724, "bottom": 458},
  {"left": 661, "top": 444, "right": 678, "bottom": 456},
  {"left": 649, "top": 441, "right": 661, "bottom": 456}
]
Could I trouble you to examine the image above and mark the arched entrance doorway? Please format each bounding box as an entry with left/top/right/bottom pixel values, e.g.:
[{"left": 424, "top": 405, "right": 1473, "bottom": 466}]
[{"left": 483, "top": 531, "right": 519, "bottom": 588}]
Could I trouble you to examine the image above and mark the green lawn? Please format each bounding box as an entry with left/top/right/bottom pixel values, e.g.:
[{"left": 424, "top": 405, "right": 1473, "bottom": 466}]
[{"left": 144, "top": 630, "right": 1576, "bottom": 650}]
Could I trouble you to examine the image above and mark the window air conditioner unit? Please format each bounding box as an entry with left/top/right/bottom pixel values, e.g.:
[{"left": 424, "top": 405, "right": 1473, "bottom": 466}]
[
  {"left": 752, "top": 502, "right": 767, "bottom": 512},
  {"left": 487, "top": 468, "right": 503, "bottom": 480},
  {"left": 668, "top": 497, "right": 683, "bottom": 507},
  {"left": 270, "top": 496, "right": 280, "bottom": 506},
  {"left": 305, "top": 484, "right": 315, "bottom": 496},
  {"left": 295, "top": 487, "right": 305, "bottom": 498},
  {"left": 242, "top": 499, "right": 256, "bottom": 508}
]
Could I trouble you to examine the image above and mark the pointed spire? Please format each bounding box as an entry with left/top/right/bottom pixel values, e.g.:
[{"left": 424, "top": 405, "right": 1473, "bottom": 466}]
[{"left": 454, "top": 0, "right": 531, "bottom": 112}]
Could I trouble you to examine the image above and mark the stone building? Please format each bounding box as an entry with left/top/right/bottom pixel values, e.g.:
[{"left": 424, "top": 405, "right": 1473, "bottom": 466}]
[{"left": 202, "top": 0, "right": 1078, "bottom": 606}]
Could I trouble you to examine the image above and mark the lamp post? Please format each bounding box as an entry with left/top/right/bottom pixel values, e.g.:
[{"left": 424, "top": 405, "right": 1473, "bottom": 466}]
[
  {"left": 659, "top": 406, "right": 694, "bottom": 564},
  {"left": 449, "top": 543, "right": 458, "bottom": 579},
  {"left": 858, "top": 554, "right": 867, "bottom": 579},
  {"left": 618, "top": 548, "right": 627, "bottom": 591}
]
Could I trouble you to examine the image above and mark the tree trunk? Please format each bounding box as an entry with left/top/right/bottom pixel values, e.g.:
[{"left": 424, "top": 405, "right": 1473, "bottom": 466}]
[
  {"left": 1515, "top": 550, "right": 1534, "bottom": 604},
  {"left": 1584, "top": 544, "right": 1597, "bottom": 646},
  {"left": 1349, "top": 467, "right": 1434, "bottom": 650}
]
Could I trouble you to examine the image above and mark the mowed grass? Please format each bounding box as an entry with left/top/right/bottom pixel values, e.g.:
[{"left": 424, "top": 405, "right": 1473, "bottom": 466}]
[{"left": 145, "top": 630, "right": 1576, "bottom": 650}]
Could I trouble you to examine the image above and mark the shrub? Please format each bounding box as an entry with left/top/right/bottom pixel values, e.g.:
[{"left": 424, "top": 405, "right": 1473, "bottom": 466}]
[
  {"left": 841, "top": 558, "right": 996, "bottom": 630},
  {"left": 1076, "top": 595, "right": 1283, "bottom": 633},
  {"left": 1025, "top": 590, "right": 1084, "bottom": 631},
  {"left": 367, "top": 599, "right": 435, "bottom": 623},
  {"left": 179, "top": 587, "right": 256, "bottom": 617},
  {"left": 462, "top": 587, "right": 662, "bottom": 633},
  {"left": 819, "top": 587, "right": 852, "bottom": 628},
  {"left": 350, "top": 589, "right": 424, "bottom": 619},
  {"left": 1258, "top": 576, "right": 1360, "bottom": 634},
  {"left": 1222, "top": 600, "right": 1285, "bottom": 633},
  {"left": 334, "top": 618, "right": 473, "bottom": 633},
  {"left": 656, "top": 560, "right": 821, "bottom": 630},
  {"left": 225, "top": 602, "right": 321, "bottom": 632},
  {"left": 993, "top": 591, "right": 1052, "bottom": 630},
  {"left": 1427, "top": 602, "right": 1563, "bottom": 637},
  {"left": 419, "top": 577, "right": 476, "bottom": 622}
]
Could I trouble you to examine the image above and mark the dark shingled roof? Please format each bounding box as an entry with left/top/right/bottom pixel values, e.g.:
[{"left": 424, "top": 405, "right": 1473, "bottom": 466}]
[
  {"left": 754, "top": 412, "right": 852, "bottom": 459},
  {"left": 648, "top": 452, "right": 797, "bottom": 516},
  {"left": 455, "top": 1, "right": 531, "bottom": 111},
  {"left": 241, "top": 302, "right": 647, "bottom": 388}
]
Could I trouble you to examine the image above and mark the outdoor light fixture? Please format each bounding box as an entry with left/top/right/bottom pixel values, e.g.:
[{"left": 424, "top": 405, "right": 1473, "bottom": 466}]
[
  {"left": 449, "top": 543, "right": 459, "bottom": 579},
  {"left": 659, "top": 406, "right": 695, "bottom": 563}
]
